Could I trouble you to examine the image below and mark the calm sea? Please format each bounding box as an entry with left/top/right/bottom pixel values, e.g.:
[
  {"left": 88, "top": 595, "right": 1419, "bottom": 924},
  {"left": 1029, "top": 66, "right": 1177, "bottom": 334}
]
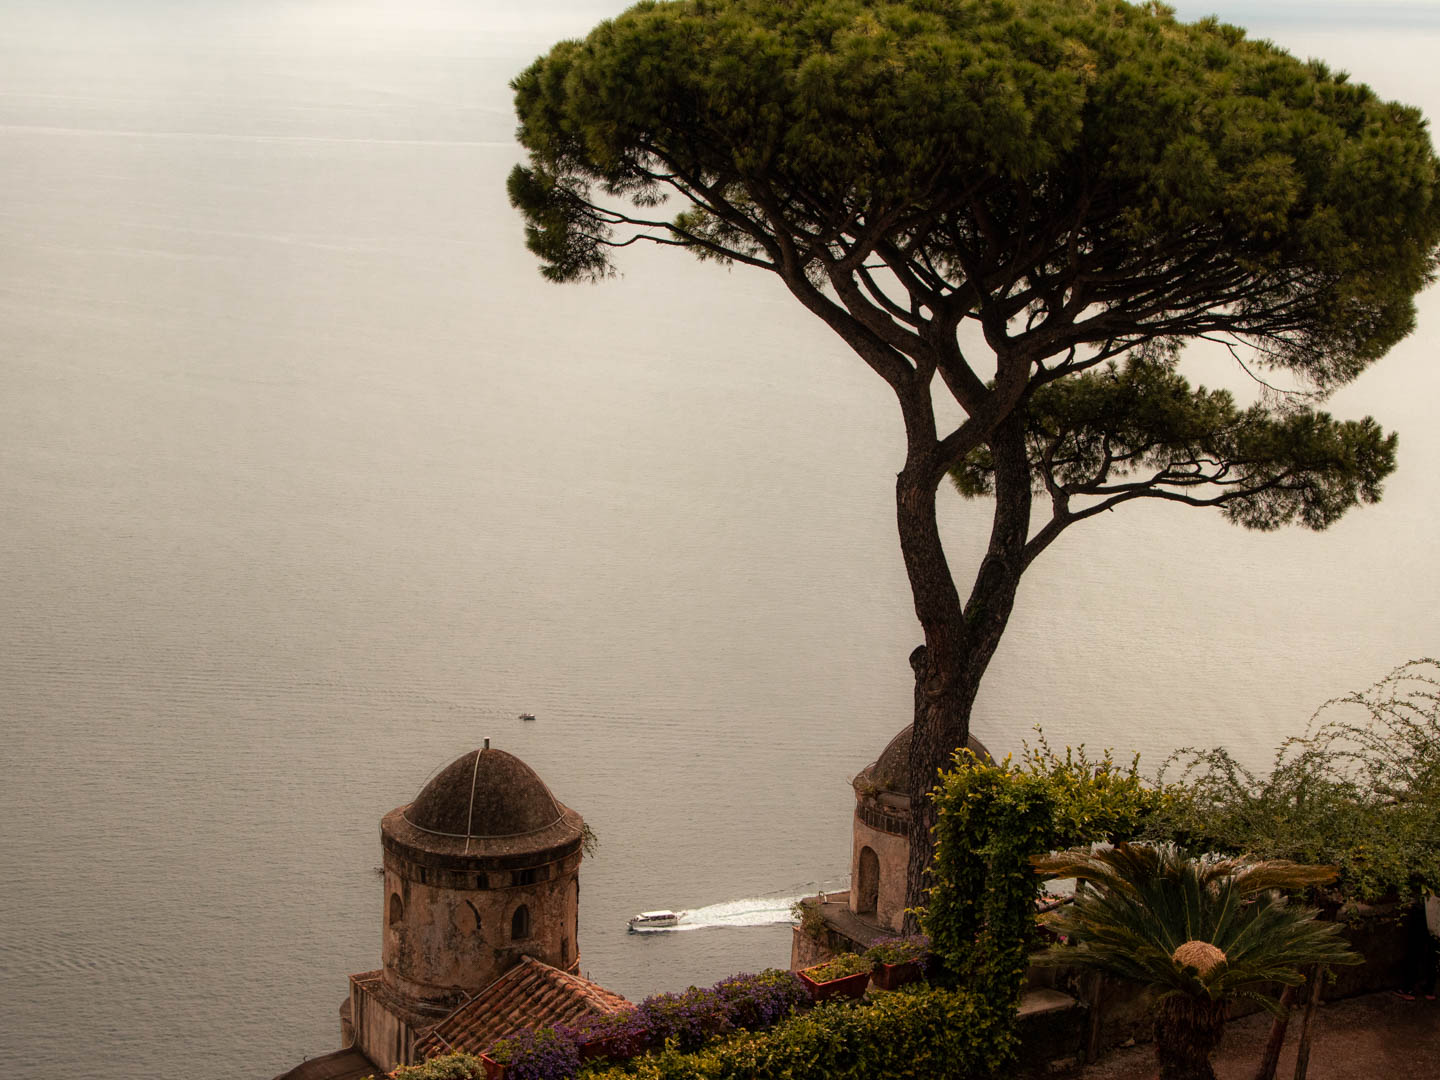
[{"left": 1, "top": 3, "right": 1437, "bottom": 1077}]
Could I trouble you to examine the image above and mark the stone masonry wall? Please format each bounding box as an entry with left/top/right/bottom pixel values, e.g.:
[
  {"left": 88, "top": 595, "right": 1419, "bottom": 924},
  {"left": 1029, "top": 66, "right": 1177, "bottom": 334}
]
[
  {"left": 382, "top": 849, "right": 581, "bottom": 1005},
  {"left": 850, "top": 806, "right": 909, "bottom": 933}
]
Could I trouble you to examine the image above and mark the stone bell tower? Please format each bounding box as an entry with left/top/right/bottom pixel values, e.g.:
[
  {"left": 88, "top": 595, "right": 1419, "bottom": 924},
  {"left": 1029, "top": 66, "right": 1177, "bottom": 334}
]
[{"left": 346, "top": 741, "right": 585, "bottom": 1070}]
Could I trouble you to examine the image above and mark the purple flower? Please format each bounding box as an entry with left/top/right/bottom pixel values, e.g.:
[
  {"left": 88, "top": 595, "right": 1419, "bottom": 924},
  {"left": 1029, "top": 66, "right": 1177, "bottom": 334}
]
[
  {"left": 636, "top": 969, "right": 808, "bottom": 1053},
  {"left": 554, "top": 1008, "right": 649, "bottom": 1060},
  {"left": 712, "top": 970, "right": 809, "bottom": 1029},
  {"left": 636, "top": 985, "right": 736, "bottom": 1052},
  {"left": 486, "top": 1027, "right": 579, "bottom": 1080},
  {"left": 483, "top": 969, "right": 808, "bottom": 1076}
]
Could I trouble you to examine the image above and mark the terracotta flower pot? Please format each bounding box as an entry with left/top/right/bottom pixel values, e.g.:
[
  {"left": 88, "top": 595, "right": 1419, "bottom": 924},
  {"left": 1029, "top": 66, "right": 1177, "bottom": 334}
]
[
  {"left": 797, "top": 966, "right": 870, "bottom": 1002},
  {"left": 479, "top": 1052, "right": 506, "bottom": 1080},
  {"left": 869, "top": 958, "right": 923, "bottom": 991}
]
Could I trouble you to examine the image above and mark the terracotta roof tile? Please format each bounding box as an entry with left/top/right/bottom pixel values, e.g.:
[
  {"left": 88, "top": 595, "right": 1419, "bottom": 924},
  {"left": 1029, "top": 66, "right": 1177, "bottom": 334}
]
[
  {"left": 416, "top": 957, "right": 632, "bottom": 1059},
  {"left": 273, "top": 1047, "right": 378, "bottom": 1080}
]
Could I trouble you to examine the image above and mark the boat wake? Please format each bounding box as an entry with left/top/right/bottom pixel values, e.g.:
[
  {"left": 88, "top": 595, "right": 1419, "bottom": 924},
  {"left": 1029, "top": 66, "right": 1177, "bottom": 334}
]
[{"left": 630, "top": 882, "right": 846, "bottom": 933}]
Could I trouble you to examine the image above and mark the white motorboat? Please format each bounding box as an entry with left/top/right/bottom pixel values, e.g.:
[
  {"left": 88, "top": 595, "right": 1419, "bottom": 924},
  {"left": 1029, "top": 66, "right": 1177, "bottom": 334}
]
[{"left": 628, "top": 910, "right": 682, "bottom": 930}]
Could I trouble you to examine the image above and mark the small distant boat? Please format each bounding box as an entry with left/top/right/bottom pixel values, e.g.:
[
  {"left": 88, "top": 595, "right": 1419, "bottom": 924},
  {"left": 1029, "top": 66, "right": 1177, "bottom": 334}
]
[
  {"left": 518, "top": 712, "right": 536, "bottom": 721},
  {"left": 628, "top": 910, "right": 682, "bottom": 931}
]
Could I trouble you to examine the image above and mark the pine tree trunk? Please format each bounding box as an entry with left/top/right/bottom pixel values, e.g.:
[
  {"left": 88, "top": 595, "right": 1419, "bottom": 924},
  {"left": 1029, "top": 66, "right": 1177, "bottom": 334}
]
[
  {"left": 1153, "top": 995, "right": 1229, "bottom": 1080},
  {"left": 901, "top": 643, "right": 981, "bottom": 932},
  {"left": 895, "top": 414, "right": 1032, "bottom": 927},
  {"left": 893, "top": 439, "right": 973, "bottom": 932}
]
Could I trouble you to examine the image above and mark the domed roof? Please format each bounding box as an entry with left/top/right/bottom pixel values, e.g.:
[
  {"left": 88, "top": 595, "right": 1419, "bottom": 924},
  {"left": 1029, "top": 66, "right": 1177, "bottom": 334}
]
[
  {"left": 859, "top": 724, "right": 992, "bottom": 795},
  {"left": 381, "top": 745, "right": 584, "bottom": 868},
  {"left": 404, "top": 747, "right": 564, "bottom": 839}
]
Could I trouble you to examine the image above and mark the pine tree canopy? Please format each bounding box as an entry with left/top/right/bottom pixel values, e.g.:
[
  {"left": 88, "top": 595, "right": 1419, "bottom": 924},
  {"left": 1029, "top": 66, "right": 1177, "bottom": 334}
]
[
  {"left": 511, "top": 0, "right": 1438, "bottom": 398},
  {"left": 949, "top": 354, "right": 1399, "bottom": 553}
]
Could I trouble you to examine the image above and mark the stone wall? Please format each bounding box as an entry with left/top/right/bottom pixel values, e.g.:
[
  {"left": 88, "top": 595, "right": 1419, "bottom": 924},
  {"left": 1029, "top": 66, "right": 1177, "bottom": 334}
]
[
  {"left": 382, "top": 847, "right": 581, "bottom": 1005},
  {"left": 849, "top": 803, "right": 909, "bottom": 932},
  {"left": 350, "top": 976, "right": 415, "bottom": 1074}
]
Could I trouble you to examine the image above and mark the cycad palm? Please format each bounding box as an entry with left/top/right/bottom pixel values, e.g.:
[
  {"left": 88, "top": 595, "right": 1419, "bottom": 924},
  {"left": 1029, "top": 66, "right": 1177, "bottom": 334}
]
[{"left": 1034, "top": 843, "right": 1359, "bottom": 1080}]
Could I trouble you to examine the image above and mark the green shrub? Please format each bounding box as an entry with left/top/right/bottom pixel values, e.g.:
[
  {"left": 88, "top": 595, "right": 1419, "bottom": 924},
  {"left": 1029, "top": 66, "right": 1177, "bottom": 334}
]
[
  {"left": 378, "top": 1052, "right": 486, "bottom": 1079},
  {"left": 583, "top": 987, "right": 1005, "bottom": 1080},
  {"left": 1156, "top": 659, "right": 1440, "bottom": 902},
  {"left": 1017, "top": 735, "right": 1175, "bottom": 848},
  {"left": 865, "top": 935, "right": 930, "bottom": 967},
  {"left": 799, "top": 953, "right": 871, "bottom": 982},
  {"left": 788, "top": 899, "right": 827, "bottom": 942}
]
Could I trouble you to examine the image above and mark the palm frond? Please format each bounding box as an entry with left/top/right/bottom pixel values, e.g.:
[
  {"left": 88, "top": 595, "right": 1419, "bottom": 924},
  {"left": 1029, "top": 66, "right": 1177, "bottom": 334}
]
[
  {"left": 1228, "top": 860, "right": 1339, "bottom": 894},
  {"left": 1036, "top": 843, "right": 1359, "bottom": 1006}
]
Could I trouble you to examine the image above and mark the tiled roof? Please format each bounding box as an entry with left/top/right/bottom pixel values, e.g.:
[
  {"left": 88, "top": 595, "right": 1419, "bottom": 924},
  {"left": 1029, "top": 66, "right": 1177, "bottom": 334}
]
[
  {"left": 416, "top": 957, "right": 632, "bottom": 1059},
  {"left": 273, "top": 1047, "right": 378, "bottom": 1080}
]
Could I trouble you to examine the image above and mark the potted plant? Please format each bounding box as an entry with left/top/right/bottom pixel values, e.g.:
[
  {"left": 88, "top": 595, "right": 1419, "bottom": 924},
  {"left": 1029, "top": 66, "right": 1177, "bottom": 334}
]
[
  {"left": 796, "top": 953, "right": 873, "bottom": 1002},
  {"left": 556, "top": 1008, "right": 650, "bottom": 1063},
  {"left": 481, "top": 1027, "right": 579, "bottom": 1080},
  {"left": 865, "top": 934, "right": 930, "bottom": 991},
  {"left": 384, "top": 1051, "right": 490, "bottom": 1080}
]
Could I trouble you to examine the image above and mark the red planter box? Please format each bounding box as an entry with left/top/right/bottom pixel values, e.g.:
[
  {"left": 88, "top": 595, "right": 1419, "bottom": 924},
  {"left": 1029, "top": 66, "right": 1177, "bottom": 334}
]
[
  {"left": 869, "top": 958, "right": 923, "bottom": 992},
  {"left": 576, "top": 1035, "right": 618, "bottom": 1062},
  {"left": 797, "top": 966, "right": 871, "bottom": 1002},
  {"left": 575, "top": 1032, "right": 647, "bottom": 1063},
  {"left": 480, "top": 1052, "right": 506, "bottom": 1080}
]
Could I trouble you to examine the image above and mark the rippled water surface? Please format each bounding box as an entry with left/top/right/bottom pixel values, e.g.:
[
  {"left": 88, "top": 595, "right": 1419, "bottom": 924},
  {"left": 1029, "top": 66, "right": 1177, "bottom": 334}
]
[{"left": 2, "top": 4, "right": 1438, "bottom": 1078}]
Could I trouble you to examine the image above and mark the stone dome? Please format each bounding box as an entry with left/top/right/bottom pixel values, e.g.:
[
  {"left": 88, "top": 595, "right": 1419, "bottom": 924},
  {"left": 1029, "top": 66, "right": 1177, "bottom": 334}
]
[
  {"left": 381, "top": 745, "right": 584, "bottom": 867},
  {"left": 858, "top": 724, "right": 992, "bottom": 795},
  {"left": 404, "top": 747, "right": 564, "bottom": 839}
]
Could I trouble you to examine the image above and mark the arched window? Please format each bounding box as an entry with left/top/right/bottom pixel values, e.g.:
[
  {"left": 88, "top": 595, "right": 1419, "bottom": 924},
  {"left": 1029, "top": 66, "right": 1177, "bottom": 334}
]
[
  {"left": 856, "top": 847, "right": 880, "bottom": 915},
  {"left": 511, "top": 904, "right": 531, "bottom": 941},
  {"left": 388, "top": 892, "right": 405, "bottom": 927}
]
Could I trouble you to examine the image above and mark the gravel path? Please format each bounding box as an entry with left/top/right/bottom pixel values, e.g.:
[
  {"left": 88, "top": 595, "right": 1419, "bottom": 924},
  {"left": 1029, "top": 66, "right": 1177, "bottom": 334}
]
[{"left": 1075, "top": 991, "right": 1440, "bottom": 1080}]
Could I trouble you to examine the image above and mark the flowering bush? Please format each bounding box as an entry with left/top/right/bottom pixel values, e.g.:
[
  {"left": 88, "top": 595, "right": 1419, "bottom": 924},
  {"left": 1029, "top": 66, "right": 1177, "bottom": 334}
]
[
  {"left": 866, "top": 935, "right": 930, "bottom": 970},
  {"left": 634, "top": 969, "right": 809, "bottom": 1052},
  {"left": 487, "top": 1027, "right": 579, "bottom": 1080},
  {"left": 711, "top": 970, "right": 808, "bottom": 1030},
  {"left": 636, "top": 984, "right": 737, "bottom": 1052},
  {"left": 555, "top": 1008, "right": 649, "bottom": 1060},
  {"left": 800, "top": 953, "right": 872, "bottom": 982}
]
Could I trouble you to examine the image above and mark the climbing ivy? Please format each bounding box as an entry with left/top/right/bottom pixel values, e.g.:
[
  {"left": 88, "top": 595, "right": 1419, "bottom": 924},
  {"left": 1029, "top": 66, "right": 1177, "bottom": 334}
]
[{"left": 921, "top": 742, "right": 1170, "bottom": 1069}]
